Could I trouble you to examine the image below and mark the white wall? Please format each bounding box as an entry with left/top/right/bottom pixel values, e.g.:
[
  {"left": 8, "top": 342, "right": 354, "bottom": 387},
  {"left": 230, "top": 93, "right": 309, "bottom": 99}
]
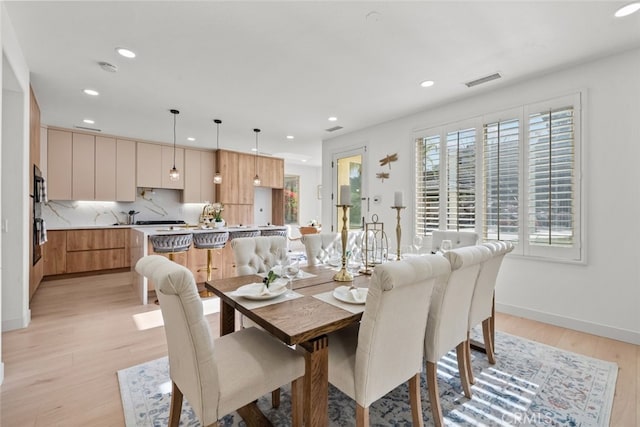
[
  {"left": 323, "top": 48, "right": 640, "bottom": 344},
  {"left": 284, "top": 163, "right": 322, "bottom": 227}
]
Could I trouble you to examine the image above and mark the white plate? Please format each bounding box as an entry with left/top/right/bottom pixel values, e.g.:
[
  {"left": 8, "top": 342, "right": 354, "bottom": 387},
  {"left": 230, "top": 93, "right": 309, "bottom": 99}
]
[
  {"left": 333, "top": 286, "right": 367, "bottom": 305},
  {"left": 233, "top": 283, "right": 287, "bottom": 300}
]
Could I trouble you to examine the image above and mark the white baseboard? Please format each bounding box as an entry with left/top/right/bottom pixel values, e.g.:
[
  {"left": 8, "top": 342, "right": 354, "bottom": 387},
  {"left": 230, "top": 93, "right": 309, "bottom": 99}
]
[
  {"left": 496, "top": 302, "right": 640, "bottom": 346},
  {"left": 1, "top": 309, "right": 31, "bottom": 332},
  {"left": 0, "top": 362, "right": 4, "bottom": 385}
]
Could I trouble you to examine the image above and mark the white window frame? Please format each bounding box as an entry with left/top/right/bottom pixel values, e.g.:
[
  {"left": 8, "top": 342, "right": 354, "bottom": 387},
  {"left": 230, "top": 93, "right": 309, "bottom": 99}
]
[{"left": 414, "top": 93, "right": 583, "bottom": 263}]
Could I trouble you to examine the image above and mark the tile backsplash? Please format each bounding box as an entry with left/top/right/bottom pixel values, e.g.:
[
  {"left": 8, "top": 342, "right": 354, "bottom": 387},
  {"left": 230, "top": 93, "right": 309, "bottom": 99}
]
[{"left": 43, "top": 188, "right": 206, "bottom": 228}]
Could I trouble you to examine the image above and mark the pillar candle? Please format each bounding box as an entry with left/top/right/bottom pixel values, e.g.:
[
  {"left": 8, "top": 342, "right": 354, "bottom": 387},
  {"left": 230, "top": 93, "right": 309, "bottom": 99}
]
[
  {"left": 394, "top": 191, "right": 404, "bottom": 207},
  {"left": 339, "top": 185, "right": 351, "bottom": 205}
]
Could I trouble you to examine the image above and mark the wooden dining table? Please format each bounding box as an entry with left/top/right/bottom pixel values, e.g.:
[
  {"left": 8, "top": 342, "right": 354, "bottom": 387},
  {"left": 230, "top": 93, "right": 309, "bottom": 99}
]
[{"left": 205, "top": 264, "right": 371, "bottom": 426}]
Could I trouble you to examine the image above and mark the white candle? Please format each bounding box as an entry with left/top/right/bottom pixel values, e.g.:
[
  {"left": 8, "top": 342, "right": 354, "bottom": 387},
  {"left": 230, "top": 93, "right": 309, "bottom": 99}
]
[
  {"left": 394, "top": 191, "right": 404, "bottom": 207},
  {"left": 340, "top": 185, "right": 351, "bottom": 205}
]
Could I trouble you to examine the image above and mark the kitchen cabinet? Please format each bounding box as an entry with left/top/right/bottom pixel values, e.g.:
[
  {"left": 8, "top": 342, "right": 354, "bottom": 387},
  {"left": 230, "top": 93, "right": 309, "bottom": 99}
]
[
  {"left": 47, "top": 129, "right": 73, "bottom": 200},
  {"left": 137, "top": 142, "right": 184, "bottom": 190},
  {"left": 95, "top": 136, "right": 116, "bottom": 201},
  {"left": 217, "top": 150, "right": 255, "bottom": 205},
  {"left": 72, "top": 133, "right": 95, "bottom": 200},
  {"left": 116, "top": 139, "right": 136, "bottom": 202},
  {"left": 43, "top": 230, "right": 67, "bottom": 275},
  {"left": 43, "top": 228, "right": 130, "bottom": 276},
  {"left": 257, "top": 156, "right": 284, "bottom": 189},
  {"left": 183, "top": 149, "right": 215, "bottom": 203}
]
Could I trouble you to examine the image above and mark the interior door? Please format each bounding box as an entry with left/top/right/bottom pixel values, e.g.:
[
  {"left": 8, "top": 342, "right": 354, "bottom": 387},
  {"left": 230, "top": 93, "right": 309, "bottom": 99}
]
[{"left": 332, "top": 146, "right": 367, "bottom": 232}]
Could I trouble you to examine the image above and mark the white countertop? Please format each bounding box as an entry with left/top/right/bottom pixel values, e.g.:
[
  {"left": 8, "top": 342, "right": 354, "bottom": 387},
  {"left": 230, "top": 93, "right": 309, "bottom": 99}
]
[{"left": 48, "top": 224, "right": 287, "bottom": 234}]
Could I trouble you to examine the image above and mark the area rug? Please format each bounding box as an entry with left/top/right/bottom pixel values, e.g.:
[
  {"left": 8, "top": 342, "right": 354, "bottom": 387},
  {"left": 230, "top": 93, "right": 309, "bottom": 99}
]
[{"left": 117, "top": 330, "right": 617, "bottom": 426}]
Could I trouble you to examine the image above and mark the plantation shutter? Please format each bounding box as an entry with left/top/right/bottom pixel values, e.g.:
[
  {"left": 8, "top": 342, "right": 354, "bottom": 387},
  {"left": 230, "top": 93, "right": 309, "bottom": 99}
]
[
  {"left": 483, "top": 118, "right": 520, "bottom": 242},
  {"left": 415, "top": 135, "right": 440, "bottom": 235},
  {"left": 446, "top": 128, "right": 476, "bottom": 231},
  {"left": 527, "top": 106, "right": 575, "bottom": 247}
]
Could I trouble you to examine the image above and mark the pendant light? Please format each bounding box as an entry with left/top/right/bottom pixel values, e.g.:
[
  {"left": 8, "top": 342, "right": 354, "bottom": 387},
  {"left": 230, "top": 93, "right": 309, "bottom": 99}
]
[
  {"left": 213, "top": 119, "right": 223, "bottom": 184},
  {"left": 253, "top": 128, "right": 261, "bottom": 186},
  {"left": 168, "top": 109, "right": 180, "bottom": 181}
]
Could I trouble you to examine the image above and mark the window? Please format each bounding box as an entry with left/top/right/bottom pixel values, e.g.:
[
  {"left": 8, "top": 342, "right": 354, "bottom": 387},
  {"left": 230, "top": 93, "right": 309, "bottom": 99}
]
[
  {"left": 284, "top": 175, "right": 299, "bottom": 224},
  {"left": 414, "top": 93, "right": 582, "bottom": 261}
]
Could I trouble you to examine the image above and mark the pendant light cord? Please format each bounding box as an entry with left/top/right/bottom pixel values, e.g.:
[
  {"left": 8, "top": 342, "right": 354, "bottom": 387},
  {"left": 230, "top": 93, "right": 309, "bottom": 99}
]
[{"left": 173, "top": 112, "right": 177, "bottom": 168}]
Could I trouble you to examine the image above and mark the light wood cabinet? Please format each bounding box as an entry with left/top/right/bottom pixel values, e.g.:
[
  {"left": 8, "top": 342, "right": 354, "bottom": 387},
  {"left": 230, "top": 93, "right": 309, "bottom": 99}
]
[
  {"left": 66, "top": 229, "right": 126, "bottom": 251},
  {"left": 47, "top": 129, "right": 73, "bottom": 200},
  {"left": 217, "top": 150, "right": 255, "bottom": 204},
  {"left": 137, "top": 142, "right": 184, "bottom": 189},
  {"left": 257, "top": 156, "right": 284, "bottom": 188},
  {"left": 184, "top": 149, "right": 216, "bottom": 203},
  {"left": 72, "top": 133, "right": 95, "bottom": 200},
  {"left": 95, "top": 136, "right": 116, "bottom": 201},
  {"left": 43, "top": 230, "right": 67, "bottom": 275},
  {"left": 116, "top": 139, "right": 136, "bottom": 202}
]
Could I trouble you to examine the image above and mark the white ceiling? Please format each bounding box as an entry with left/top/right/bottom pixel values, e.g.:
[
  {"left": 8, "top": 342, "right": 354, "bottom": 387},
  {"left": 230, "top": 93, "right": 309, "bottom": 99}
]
[{"left": 5, "top": 1, "right": 640, "bottom": 167}]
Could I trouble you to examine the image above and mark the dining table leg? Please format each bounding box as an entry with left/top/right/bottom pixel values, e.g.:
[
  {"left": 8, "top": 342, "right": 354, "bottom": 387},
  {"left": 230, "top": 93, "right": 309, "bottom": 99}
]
[
  {"left": 220, "top": 300, "right": 236, "bottom": 336},
  {"left": 300, "top": 335, "right": 329, "bottom": 427}
]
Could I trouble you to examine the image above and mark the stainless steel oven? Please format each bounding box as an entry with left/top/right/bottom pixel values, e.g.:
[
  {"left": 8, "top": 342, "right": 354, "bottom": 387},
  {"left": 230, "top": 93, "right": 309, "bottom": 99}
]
[{"left": 32, "top": 165, "right": 46, "bottom": 265}]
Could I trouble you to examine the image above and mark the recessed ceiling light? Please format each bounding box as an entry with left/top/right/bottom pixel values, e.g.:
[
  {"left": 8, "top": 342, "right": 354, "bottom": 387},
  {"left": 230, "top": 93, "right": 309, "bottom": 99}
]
[
  {"left": 251, "top": 148, "right": 258, "bottom": 152},
  {"left": 301, "top": 159, "right": 307, "bottom": 162},
  {"left": 83, "top": 89, "right": 99, "bottom": 96},
  {"left": 615, "top": 2, "right": 640, "bottom": 17},
  {"left": 420, "top": 80, "right": 435, "bottom": 88},
  {"left": 116, "top": 47, "right": 136, "bottom": 58},
  {"left": 83, "top": 119, "right": 95, "bottom": 124},
  {"left": 286, "top": 135, "right": 294, "bottom": 140},
  {"left": 187, "top": 137, "right": 195, "bottom": 141},
  {"left": 328, "top": 116, "right": 338, "bottom": 122}
]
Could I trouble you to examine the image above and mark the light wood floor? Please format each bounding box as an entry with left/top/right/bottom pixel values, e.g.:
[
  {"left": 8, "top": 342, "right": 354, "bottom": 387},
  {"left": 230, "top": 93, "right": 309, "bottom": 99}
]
[{"left": 1, "top": 272, "right": 638, "bottom": 426}]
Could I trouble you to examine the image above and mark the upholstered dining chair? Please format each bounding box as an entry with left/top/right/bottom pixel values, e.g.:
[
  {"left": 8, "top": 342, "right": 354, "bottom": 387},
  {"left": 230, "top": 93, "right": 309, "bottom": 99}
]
[
  {"left": 431, "top": 230, "right": 478, "bottom": 253},
  {"left": 425, "top": 244, "right": 492, "bottom": 427},
  {"left": 326, "top": 255, "right": 451, "bottom": 426},
  {"left": 135, "top": 255, "right": 305, "bottom": 427},
  {"left": 231, "top": 235, "right": 287, "bottom": 275},
  {"left": 465, "top": 240, "right": 514, "bottom": 383},
  {"left": 301, "top": 232, "right": 340, "bottom": 266}
]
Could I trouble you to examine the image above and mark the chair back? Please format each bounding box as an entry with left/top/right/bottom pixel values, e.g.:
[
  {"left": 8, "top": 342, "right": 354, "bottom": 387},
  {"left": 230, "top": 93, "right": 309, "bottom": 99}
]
[
  {"left": 301, "top": 233, "right": 340, "bottom": 265},
  {"left": 355, "top": 255, "right": 451, "bottom": 407},
  {"left": 231, "top": 235, "right": 287, "bottom": 275},
  {"left": 431, "top": 230, "right": 478, "bottom": 252},
  {"left": 468, "top": 241, "right": 514, "bottom": 328},
  {"left": 135, "top": 255, "right": 219, "bottom": 423},
  {"left": 425, "top": 245, "right": 492, "bottom": 362}
]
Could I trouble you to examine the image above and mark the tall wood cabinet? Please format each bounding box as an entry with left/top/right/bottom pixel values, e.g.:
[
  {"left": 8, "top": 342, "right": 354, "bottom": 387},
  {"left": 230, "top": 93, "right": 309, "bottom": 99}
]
[{"left": 47, "top": 129, "right": 73, "bottom": 200}]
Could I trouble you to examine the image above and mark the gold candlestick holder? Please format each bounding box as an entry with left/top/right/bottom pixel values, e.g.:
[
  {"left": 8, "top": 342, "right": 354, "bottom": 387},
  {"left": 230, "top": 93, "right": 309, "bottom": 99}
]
[
  {"left": 392, "top": 206, "right": 406, "bottom": 261},
  {"left": 334, "top": 204, "right": 354, "bottom": 282}
]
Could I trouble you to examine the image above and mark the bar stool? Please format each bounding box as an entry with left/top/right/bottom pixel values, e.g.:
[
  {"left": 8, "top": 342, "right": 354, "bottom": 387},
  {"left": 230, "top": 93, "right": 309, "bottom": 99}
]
[
  {"left": 192, "top": 231, "right": 229, "bottom": 282},
  {"left": 149, "top": 233, "right": 193, "bottom": 304},
  {"left": 260, "top": 227, "right": 288, "bottom": 238},
  {"left": 228, "top": 229, "right": 260, "bottom": 240}
]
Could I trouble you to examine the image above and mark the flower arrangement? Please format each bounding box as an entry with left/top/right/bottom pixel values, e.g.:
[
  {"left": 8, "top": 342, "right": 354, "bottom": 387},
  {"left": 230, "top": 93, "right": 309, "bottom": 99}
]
[{"left": 212, "top": 203, "right": 224, "bottom": 222}]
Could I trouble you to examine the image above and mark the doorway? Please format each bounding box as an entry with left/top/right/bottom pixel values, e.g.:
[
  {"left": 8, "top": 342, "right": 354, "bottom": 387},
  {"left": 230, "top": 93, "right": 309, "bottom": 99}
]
[{"left": 332, "top": 146, "right": 367, "bottom": 232}]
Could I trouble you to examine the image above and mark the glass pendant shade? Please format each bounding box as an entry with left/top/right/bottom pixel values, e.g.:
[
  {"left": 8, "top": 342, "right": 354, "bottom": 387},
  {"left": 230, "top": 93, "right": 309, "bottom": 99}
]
[
  {"left": 253, "top": 128, "right": 261, "bottom": 186},
  {"left": 169, "top": 109, "right": 180, "bottom": 181},
  {"left": 213, "top": 119, "right": 222, "bottom": 184}
]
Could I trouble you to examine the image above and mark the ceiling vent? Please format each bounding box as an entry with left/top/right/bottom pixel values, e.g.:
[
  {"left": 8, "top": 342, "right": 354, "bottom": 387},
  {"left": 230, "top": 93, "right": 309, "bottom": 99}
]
[
  {"left": 325, "top": 125, "right": 343, "bottom": 132},
  {"left": 465, "top": 72, "right": 501, "bottom": 88},
  {"left": 74, "top": 125, "right": 102, "bottom": 132},
  {"left": 98, "top": 61, "right": 118, "bottom": 73}
]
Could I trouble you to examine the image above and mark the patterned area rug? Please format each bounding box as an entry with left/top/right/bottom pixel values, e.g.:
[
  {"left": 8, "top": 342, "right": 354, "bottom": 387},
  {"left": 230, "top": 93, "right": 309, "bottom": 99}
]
[{"left": 117, "top": 330, "right": 617, "bottom": 426}]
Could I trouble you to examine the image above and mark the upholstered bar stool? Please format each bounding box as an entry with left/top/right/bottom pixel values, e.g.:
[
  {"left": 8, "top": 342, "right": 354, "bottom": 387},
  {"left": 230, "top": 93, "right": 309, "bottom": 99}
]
[
  {"left": 149, "top": 233, "right": 193, "bottom": 261},
  {"left": 228, "top": 229, "right": 260, "bottom": 240},
  {"left": 149, "top": 233, "right": 194, "bottom": 304},
  {"left": 192, "top": 231, "right": 229, "bottom": 282},
  {"left": 260, "top": 227, "right": 288, "bottom": 238}
]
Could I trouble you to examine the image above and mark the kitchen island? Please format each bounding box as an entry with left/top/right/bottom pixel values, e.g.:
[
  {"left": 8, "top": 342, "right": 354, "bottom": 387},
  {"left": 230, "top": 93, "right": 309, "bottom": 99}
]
[{"left": 130, "top": 225, "right": 287, "bottom": 304}]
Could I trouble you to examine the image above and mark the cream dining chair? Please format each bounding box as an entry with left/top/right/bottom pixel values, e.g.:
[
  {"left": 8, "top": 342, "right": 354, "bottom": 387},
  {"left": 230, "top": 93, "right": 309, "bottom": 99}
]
[
  {"left": 326, "top": 255, "right": 451, "bottom": 426},
  {"left": 425, "top": 244, "right": 492, "bottom": 427},
  {"left": 465, "top": 240, "right": 514, "bottom": 383},
  {"left": 231, "top": 235, "right": 287, "bottom": 275},
  {"left": 301, "top": 232, "right": 340, "bottom": 266},
  {"left": 431, "top": 230, "right": 478, "bottom": 253},
  {"left": 135, "top": 255, "right": 305, "bottom": 427}
]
